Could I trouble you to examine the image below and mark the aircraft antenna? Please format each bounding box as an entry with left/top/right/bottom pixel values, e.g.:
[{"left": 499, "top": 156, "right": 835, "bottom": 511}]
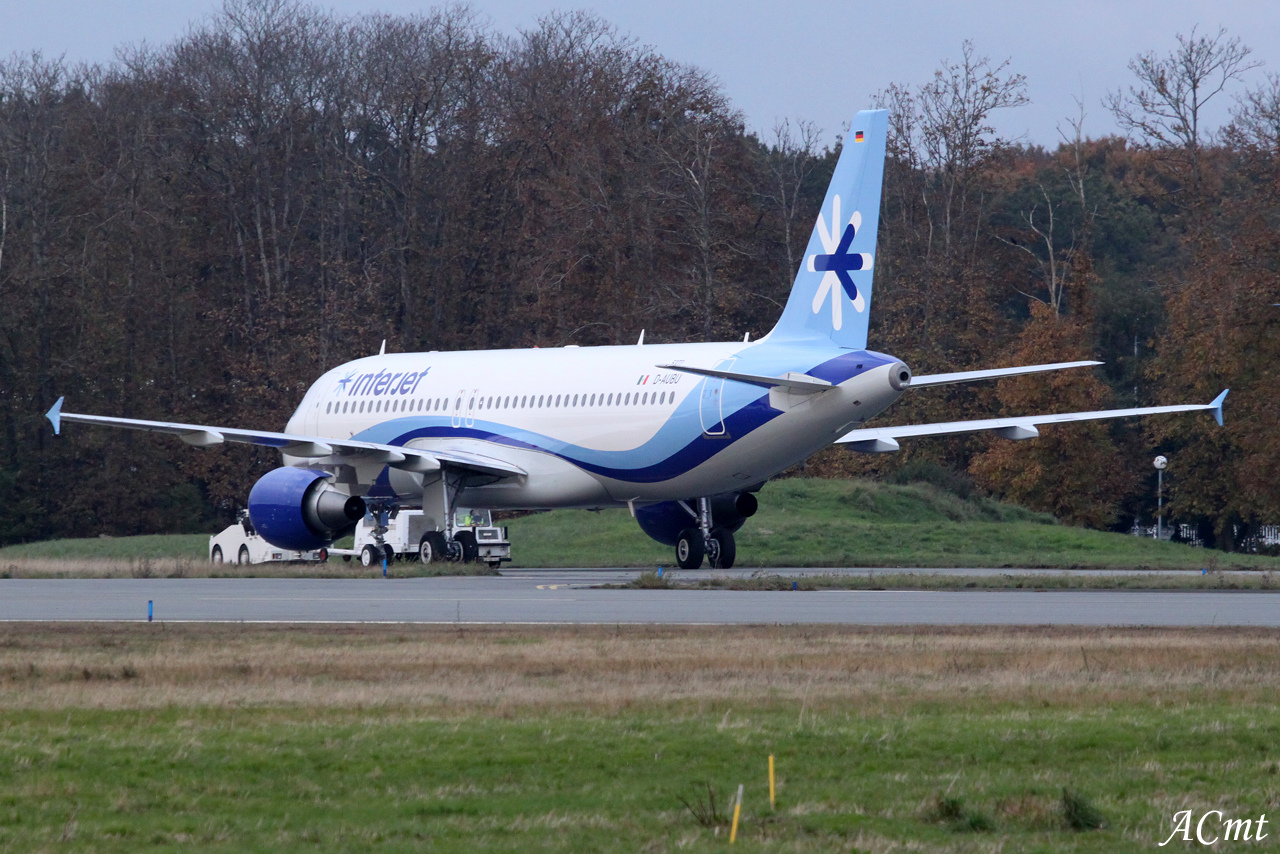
[
  {"left": 379, "top": 339, "right": 386, "bottom": 356},
  {"left": 637, "top": 330, "right": 645, "bottom": 345}
]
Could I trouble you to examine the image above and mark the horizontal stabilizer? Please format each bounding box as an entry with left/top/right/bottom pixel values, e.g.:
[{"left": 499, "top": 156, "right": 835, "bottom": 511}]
[
  {"left": 655, "top": 364, "right": 832, "bottom": 394},
  {"left": 837, "top": 390, "right": 1229, "bottom": 450},
  {"left": 908, "top": 361, "right": 1102, "bottom": 388}
]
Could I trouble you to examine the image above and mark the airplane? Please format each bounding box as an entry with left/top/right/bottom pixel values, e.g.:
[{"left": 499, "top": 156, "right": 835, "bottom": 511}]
[{"left": 44, "top": 109, "right": 1228, "bottom": 570}]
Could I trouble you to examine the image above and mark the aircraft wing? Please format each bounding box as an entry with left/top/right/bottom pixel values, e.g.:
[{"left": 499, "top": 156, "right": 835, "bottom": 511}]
[
  {"left": 44, "top": 398, "right": 526, "bottom": 478},
  {"left": 907, "top": 360, "right": 1102, "bottom": 388},
  {"left": 836, "top": 390, "right": 1229, "bottom": 452}
]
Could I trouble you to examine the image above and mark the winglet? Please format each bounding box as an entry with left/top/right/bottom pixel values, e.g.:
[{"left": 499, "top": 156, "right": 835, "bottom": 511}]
[
  {"left": 1210, "top": 389, "right": 1229, "bottom": 427},
  {"left": 46, "top": 397, "right": 64, "bottom": 435}
]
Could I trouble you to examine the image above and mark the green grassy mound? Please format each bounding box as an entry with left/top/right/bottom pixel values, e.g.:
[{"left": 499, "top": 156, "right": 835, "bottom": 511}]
[
  {"left": 3, "top": 478, "right": 1274, "bottom": 571},
  {"left": 507, "top": 478, "right": 1272, "bottom": 570},
  {"left": 0, "top": 533, "right": 210, "bottom": 560}
]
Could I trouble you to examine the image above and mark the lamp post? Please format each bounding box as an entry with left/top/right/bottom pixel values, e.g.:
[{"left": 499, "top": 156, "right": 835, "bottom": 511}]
[{"left": 1153, "top": 455, "right": 1168, "bottom": 539}]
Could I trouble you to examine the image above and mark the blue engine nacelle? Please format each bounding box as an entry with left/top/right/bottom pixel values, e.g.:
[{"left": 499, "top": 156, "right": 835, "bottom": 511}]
[
  {"left": 634, "top": 492, "right": 758, "bottom": 546},
  {"left": 247, "top": 467, "right": 367, "bottom": 551}
]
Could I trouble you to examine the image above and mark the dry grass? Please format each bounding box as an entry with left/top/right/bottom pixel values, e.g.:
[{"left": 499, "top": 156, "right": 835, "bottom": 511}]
[
  {"left": 2, "top": 623, "right": 1278, "bottom": 713},
  {"left": 0, "top": 557, "right": 492, "bottom": 579}
]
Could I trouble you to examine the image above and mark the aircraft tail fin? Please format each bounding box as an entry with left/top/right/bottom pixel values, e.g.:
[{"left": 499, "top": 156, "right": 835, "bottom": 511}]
[{"left": 767, "top": 109, "right": 888, "bottom": 349}]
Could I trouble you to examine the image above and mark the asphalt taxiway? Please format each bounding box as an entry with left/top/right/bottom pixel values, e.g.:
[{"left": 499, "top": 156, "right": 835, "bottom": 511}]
[{"left": 0, "top": 569, "right": 1276, "bottom": 626}]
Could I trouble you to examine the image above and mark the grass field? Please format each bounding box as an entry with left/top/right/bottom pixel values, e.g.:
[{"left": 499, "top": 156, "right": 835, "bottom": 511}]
[
  {"left": 0, "top": 623, "right": 1277, "bottom": 852},
  {"left": 4, "top": 478, "right": 1278, "bottom": 575}
]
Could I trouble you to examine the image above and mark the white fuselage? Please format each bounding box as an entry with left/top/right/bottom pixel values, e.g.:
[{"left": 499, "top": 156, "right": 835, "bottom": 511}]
[{"left": 283, "top": 339, "right": 905, "bottom": 510}]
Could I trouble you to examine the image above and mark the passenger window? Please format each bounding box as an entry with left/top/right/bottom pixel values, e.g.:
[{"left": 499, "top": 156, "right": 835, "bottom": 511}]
[
  {"left": 555, "top": 395, "right": 561, "bottom": 407},
  {"left": 538, "top": 395, "right": 544, "bottom": 407},
  {"left": 625, "top": 393, "right": 630, "bottom": 405},
  {"left": 642, "top": 393, "right": 648, "bottom": 405}
]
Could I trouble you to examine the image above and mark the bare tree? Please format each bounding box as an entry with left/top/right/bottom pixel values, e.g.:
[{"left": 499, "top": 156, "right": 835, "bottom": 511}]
[
  {"left": 1229, "top": 72, "right": 1280, "bottom": 152},
  {"left": 876, "top": 41, "right": 1028, "bottom": 262},
  {"left": 759, "top": 119, "right": 821, "bottom": 291},
  {"left": 994, "top": 98, "right": 1096, "bottom": 316},
  {"left": 1106, "top": 26, "right": 1260, "bottom": 196}
]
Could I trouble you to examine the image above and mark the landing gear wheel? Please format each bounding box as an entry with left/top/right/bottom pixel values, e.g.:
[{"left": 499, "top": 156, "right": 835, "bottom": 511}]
[
  {"left": 238, "top": 545, "right": 250, "bottom": 566},
  {"left": 317, "top": 548, "right": 328, "bottom": 563},
  {"left": 360, "top": 544, "right": 378, "bottom": 567},
  {"left": 211, "top": 545, "right": 223, "bottom": 564},
  {"left": 709, "top": 528, "right": 736, "bottom": 569},
  {"left": 383, "top": 544, "right": 396, "bottom": 564},
  {"left": 454, "top": 530, "right": 479, "bottom": 564},
  {"left": 419, "top": 532, "right": 447, "bottom": 564},
  {"left": 676, "top": 528, "right": 705, "bottom": 569}
]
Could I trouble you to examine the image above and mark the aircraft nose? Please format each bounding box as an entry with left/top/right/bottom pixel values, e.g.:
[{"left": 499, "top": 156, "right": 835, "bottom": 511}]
[{"left": 888, "top": 362, "right": 912, "bottom": 391}]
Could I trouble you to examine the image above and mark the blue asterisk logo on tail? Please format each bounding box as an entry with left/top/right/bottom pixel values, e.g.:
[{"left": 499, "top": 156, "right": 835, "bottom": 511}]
[
  {"left": 813, "top": 222, "right": 868, "bottom": 300},
  {"left": 808, "top": 195, "right": 873, "bottom": 330}
]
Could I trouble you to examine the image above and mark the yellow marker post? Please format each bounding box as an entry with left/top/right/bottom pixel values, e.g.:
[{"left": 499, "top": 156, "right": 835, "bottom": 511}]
[
  {"left": 768, "top": 754, "right": 776, "bottom": 809},
  {"left": 730, "top": 783, "right": 743, "bottom": 843}
]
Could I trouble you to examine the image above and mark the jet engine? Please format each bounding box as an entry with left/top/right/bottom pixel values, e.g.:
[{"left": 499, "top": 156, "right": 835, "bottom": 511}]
[
  {"left": 246, "top": 467, "right": 366, "bottom": 551},
  {"left": 634, "top": 492, "right": 759, "bottom": 546}
]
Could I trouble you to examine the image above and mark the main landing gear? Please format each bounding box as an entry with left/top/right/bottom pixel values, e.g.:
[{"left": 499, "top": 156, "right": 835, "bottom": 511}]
[
  {"left": 675, "top": 497, "right": 736, "bottom": 570},
  {"left": 418, "top": 530, "right": 478, "bottom": 564}
]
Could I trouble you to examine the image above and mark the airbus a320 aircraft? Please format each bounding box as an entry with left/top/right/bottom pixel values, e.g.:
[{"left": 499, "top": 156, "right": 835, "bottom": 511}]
[{"left": 46, "top": 110, "right": 1228, "bottom": 569}]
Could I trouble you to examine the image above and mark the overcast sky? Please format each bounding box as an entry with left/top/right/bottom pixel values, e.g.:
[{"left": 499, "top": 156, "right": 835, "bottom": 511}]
[{"left": 4, "top": 0, "right": 1278, "bottom": 148}]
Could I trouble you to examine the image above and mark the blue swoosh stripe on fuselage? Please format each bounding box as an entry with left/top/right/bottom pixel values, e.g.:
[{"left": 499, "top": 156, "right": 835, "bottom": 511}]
[{"left": 353, "top": 348, "right": 891, "bottom": 486}]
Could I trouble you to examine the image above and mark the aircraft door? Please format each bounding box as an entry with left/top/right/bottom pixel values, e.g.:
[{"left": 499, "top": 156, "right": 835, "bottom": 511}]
[
  {"left": 699, "top": 358, "right": 735, "bottom": 436},
  {"left": 465, "top": 388, "right": 479, "bottom": 428},
  {"left": 452, "top": 389, "right": 465, "bottom": 429},
  {"left": 305, "top": 399, "right": 322, "bottom": 434}
]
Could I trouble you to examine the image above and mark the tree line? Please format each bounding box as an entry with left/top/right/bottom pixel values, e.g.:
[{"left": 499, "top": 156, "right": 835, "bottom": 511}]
[{"left": 1, "top": 3, "right": 1276, "bottom": 548}]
